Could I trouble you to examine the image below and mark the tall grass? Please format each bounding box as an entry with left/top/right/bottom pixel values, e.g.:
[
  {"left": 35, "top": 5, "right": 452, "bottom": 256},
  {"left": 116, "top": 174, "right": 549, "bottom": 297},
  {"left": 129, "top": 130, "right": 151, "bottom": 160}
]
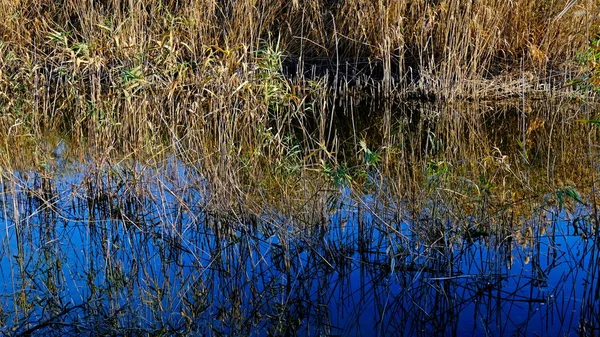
[
  {"left": 0, "top": 0, "right": 599, "bottom": 205},
  {"left": 0, "top": 2, "right": 596, "bottom": 156},
  {"left": 1, "top": 1, "right": 597, "bottom": 87}
]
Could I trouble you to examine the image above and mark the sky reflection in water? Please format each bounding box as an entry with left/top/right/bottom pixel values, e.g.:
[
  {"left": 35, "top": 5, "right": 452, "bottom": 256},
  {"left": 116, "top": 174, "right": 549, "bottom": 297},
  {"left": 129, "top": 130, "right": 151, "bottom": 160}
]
[{"left": 0, "top": 160, "right": 598, "bottom": 336}]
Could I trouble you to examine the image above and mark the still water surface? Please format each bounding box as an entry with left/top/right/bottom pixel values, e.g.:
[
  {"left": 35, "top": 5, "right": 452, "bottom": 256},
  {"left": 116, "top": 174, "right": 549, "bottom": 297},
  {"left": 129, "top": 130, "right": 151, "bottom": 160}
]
[
  {"left": 1, "top": 99, "right": 599, "bottom": 336},
  {"left": 0, "top": 159, "right": 597, "bottom": 336}
]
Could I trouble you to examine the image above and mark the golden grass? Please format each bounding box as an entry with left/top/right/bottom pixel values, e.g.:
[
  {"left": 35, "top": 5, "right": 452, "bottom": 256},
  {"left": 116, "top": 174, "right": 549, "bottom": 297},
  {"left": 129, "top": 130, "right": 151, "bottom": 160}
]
[
  {"left": 0, "top": 0, "right": 597, "bottom": 101},
  {"left": 0, "top": 0, "right": 598, "bottom": 200}
]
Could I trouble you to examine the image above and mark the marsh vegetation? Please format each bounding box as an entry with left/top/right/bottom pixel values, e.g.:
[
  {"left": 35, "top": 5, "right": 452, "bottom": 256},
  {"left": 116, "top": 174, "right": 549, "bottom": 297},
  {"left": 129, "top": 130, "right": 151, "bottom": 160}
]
[{"left": 1, "top": 0, "right": 600, "bottom": 336}]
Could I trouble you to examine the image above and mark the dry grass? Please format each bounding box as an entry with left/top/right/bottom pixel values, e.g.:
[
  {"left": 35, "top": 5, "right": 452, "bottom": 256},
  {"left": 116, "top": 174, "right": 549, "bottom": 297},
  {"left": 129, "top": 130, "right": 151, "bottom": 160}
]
[
  {"left": 0, "top": 1, "right": 598, "bottom": 105},
  {"left": 0, "top": 0, "right": 599, "bottom": 208}
]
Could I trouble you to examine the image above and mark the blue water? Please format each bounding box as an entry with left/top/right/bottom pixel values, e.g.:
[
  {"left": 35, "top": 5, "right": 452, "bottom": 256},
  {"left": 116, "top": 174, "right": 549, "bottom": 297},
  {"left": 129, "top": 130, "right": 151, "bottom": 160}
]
[{"left": 0, "top": 162, "right": 598, "bottom": 336}]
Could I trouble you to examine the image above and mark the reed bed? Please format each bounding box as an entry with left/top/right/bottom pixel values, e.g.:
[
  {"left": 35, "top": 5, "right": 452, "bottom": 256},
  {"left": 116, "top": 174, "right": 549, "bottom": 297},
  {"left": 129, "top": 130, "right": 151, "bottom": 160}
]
[
  {"left": 0, "top": 1, "right": 599, "bottom": 195},
  {"left": 0, "top": 0, "right": 599, "bottom": 150}
]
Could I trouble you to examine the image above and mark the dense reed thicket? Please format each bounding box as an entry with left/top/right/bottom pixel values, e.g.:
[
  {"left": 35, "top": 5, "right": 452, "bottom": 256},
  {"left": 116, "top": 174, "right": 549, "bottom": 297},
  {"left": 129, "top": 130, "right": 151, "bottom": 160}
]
[
  {"left": 0, "top": 0, "right": 599, "bottom": 192},
  {"left": 1, "top": 0, "right": 597, "bottom": 95}
]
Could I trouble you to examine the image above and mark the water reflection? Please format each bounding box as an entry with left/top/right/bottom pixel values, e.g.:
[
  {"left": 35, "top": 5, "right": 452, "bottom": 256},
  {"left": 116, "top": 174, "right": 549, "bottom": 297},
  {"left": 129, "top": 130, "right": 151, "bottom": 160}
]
[{"left": 0, "top": 159, "right": 598, "bottom": 336}]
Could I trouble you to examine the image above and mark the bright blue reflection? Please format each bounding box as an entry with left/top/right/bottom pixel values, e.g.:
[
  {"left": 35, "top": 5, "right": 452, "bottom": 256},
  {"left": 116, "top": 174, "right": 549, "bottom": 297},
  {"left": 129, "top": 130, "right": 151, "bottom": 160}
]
[{"left": 0, "top": 164, "right": 598, "bottom": 336}]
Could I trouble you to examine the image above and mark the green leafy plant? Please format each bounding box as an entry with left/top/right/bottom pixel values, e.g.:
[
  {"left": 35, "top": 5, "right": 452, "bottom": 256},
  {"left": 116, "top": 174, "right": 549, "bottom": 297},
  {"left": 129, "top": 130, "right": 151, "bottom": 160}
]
[
  {"left": 47, "top": 29, "right": 69, "bottom": 46},
  {"left": 425, "top": 160, "right": 450, "bottom": 187},
  {"left": 360, "top": 140, "right": 380, "bottom": 168},
  {"left": 569, "top": 31, "right": 600, "bottom": 93},
  {"left": 545, "top": 185, "right": 585, "bottom": 211},
  {"left": 321, "top": 160, "right": 352, "bottom": 188},
  {"left": 122, "top": 65, "right": 144, "bottom": 85},
  {"left": 121, "top": 65, "right": 146, "bottom": 96},
  {"left": 70, "top": 42, "right": 90, "bottom": 57},
  {"left": 255, "top": 37, "right": 294, "bottom": 113}
]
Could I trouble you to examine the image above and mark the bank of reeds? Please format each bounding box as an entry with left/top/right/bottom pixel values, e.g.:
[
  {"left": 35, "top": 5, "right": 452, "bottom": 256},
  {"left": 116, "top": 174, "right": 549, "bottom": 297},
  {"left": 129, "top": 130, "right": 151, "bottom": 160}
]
[
  {"left": 0, "top": 0, "right": 599, "bottom": 209},
  {"left": 2, "top": 2, "right": 600, "bottom": 334},
  {"left": 1, "top": 1, "right": 598, "bottom": 94},
  {"left": 1, "top": 1, "right": 599, "bottom": 127}
]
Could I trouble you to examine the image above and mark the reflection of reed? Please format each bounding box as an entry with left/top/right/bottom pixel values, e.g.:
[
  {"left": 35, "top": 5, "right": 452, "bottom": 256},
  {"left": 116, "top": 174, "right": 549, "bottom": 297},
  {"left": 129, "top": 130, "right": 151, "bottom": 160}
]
[
  {"left": 0, "top": 143, "right": 599, "bottom": 335},
  {"left": 578, "top": 217, "right": 600, "bottom": 336}
]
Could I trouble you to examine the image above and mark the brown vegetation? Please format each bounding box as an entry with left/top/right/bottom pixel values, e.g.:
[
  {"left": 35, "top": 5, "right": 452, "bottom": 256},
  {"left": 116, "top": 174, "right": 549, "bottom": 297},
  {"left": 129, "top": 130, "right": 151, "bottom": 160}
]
[{"left": 0, "top": 0, "right": 599, "bottom": 205}]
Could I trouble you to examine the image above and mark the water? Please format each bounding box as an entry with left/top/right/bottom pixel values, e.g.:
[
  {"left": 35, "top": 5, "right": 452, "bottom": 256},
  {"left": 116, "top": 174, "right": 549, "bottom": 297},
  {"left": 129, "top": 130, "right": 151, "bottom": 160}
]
[
  {"left": 0, "top": 156, "right": 598, "bottom": 336},
  {"left": 0, "top": 98, "right": 599, "bottom": 335}
]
